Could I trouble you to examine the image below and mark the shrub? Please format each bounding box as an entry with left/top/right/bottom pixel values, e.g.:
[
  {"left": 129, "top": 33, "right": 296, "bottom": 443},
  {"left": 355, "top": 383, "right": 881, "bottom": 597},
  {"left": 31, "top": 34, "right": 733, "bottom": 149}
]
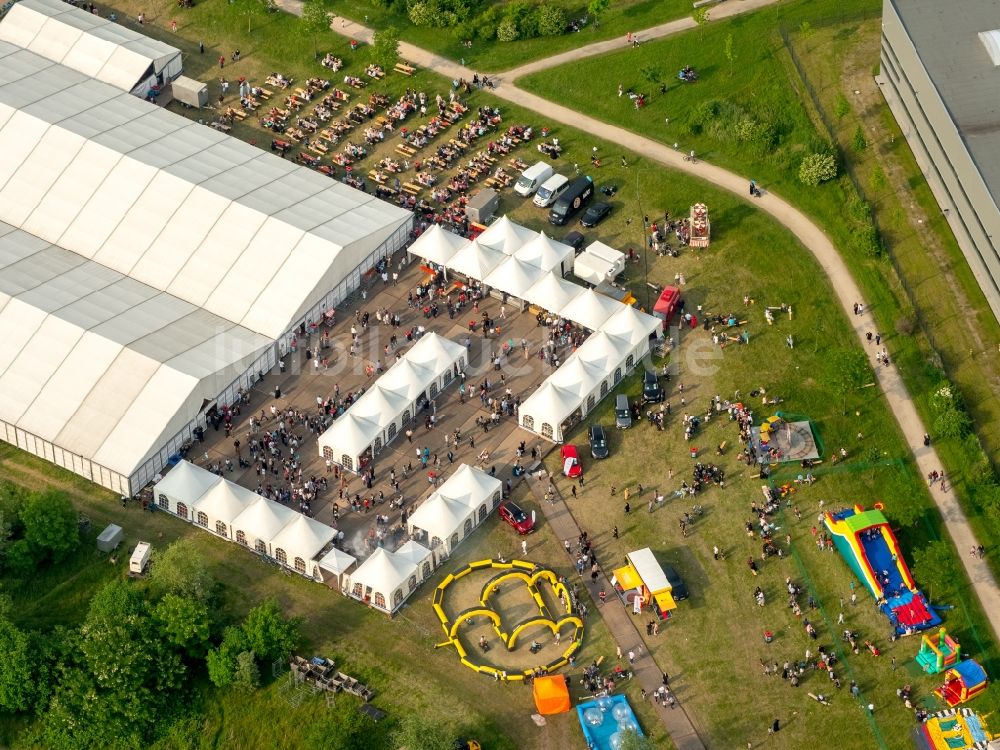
[
  {"left": 934, "top": 406, "right": 972, "bottom": 439},
  {"left": 851, "top": 220, "right": 882, "bottom": 257},
  {"left": 852, "top": 125, "right": 868, "bottom": 152},
  {"left": 536, "top": 6, "right": 566, "bottom": 36},
  {"left": 894, "top": 316, "right": 916, "bottom": 336},
  {"left": 798, "top": 152, "right": 838, "bottom": 186},
  {"left": 496, "top": 18, "right": 518, "bottom": 41},
  {"left": 834, "top": 94, "right": 850, "bottom": 119}
]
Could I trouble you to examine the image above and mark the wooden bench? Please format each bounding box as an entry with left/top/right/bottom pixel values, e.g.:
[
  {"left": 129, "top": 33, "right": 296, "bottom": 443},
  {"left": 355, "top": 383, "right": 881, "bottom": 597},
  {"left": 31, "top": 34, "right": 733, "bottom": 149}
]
[
  {"left": 394, "top": 62, "right": 416, "bottom": 76},
  {"left": 258, "top": 88, "right": 273, "bottom": 98},
  {"left": 402, "top": 182, "right": 422, "bottom": 195},
  {"left": 395, "top": 143, "right": 417, "bottom": 157}
]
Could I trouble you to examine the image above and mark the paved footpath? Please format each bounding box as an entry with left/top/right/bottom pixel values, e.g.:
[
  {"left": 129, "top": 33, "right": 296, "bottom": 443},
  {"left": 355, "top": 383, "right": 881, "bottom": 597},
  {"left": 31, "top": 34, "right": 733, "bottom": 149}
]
[
  {"left": 278, "top": 0, "right": 1000, "bottom": 696},
  {"left": 526, "top": 471, "right": 707, "bottom": 750}
]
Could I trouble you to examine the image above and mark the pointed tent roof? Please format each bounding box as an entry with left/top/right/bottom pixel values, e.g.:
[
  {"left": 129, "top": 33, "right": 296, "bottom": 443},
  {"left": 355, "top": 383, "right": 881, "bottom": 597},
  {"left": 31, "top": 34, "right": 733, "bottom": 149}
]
[
  {"left": 350, "top": 384, "right": 412, "bottom": 424},
  {"left": 318, "top": 546, "right": 357, "bottom": 575},
  {"left": 154, "top": 459, "right": 222, "bottom": 503},
  {"left": 378, "top": 357, "right": 437, "bottom": 400},
  {"left": 407, "top": 492, "right": 473, "bottom": 541},
  {"left": 483, "top": 256, "right": 544, "bottom": 298},
  {"left": 559, "top": 288, "right": 621, "bottom": 330},
  {"left": 408, "top": 223, "right": 467, "bottom": 267},
  {"left": 576, "top": 330, "right": 634, "bottom": 370},
  {"left": 448, "top": 238, "right": 506, "bottom": 280},
  {"left": 520, "top": 381, "right": 582, "bottom": 427},
  {"left": 524, "top": 272, "right": 584, "bottom": 313},
  {"left": 351, "top": 546, "right": 416, "bottom": 594},
  {"left": 231, "top": 496, "right": 297, "bottom": 542},
  {"left": 401, "top": 332, "right": 466, "bottom": 374},
  {"left": 395, "top": 539, "right": 433, "bottom": 567},
  {"left": 476, "top": 216, "right": 538, "bottom": 255},
  {"left": 601, "top": 305, "right": 661, "bottom": 347},
  {"left": 442, "top": 464, "right": 503, "bottom": 509},
  {"left": 269, "top": 514, "right": 336, "bottom": 562},
  {"left": 549, "top": 354, "right": 606, "bottom": 396},
  {"left": 193, "top": 479, "right": 258, "bottom": 524},
  {"left": 514, "top": 233, "right": 574, "bottom": 273},
  {"left": 319, "top": 412, "right": 382, "bottom": 457}
]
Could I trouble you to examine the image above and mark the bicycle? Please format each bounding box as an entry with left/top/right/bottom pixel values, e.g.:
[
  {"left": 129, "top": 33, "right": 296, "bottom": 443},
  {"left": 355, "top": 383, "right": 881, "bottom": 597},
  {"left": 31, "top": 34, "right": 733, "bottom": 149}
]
[{"left": 683, "top": 151, "right": 697, "bottom": 163}]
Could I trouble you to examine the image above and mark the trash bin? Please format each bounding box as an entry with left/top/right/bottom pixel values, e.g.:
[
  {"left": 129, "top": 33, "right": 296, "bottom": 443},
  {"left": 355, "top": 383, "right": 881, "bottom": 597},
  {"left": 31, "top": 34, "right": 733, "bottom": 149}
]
[
  {"left": 763, "top": 631, "right": 774, "bottom": 644},
  {"left": 274, "top": 386, "right": 281, "bottom": 400}
]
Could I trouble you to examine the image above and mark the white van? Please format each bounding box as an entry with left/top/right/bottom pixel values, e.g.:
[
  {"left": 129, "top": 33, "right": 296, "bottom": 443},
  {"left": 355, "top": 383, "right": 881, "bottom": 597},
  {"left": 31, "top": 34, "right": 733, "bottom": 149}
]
[
  {"left": 533, "top": 173, "right": 569, "bottom": 207},
  {"left": 514, "top": 161, "right": 555, "bottom": 197}
]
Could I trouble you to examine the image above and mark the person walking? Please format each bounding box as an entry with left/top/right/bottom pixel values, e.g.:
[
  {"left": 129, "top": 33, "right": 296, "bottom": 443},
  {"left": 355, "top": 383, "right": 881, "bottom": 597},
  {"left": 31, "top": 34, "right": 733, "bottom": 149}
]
[
  {"left": 628, "top": 649, "right": 636, "bottom": 664},
  {"left": 521, "top": 540, "right": 528, "bottom": 556}
]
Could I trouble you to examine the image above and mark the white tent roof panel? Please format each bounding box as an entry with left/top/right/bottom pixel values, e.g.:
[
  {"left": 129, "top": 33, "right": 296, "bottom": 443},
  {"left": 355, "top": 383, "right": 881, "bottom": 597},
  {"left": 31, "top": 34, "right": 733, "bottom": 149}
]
[
  {"left": 0, "top": 111, "right": 48, "bottom": 188},
  {"left": 270, "top": 514, "right": 336, "bottom": 563},
  {"left": 318, "top": 547, "right": 356, "bottom": 575},
  {"left": 232, "top": 496, "right": 296, "bottom": 545},
  {"left": 0, "top": 124, "right": 87, "bottom": 227},
  {"left": 154, "top": 460, "right": 221, "bottom": 504},
  {"left": 350, "top": 547, "right": 415, "bottom": 597}
]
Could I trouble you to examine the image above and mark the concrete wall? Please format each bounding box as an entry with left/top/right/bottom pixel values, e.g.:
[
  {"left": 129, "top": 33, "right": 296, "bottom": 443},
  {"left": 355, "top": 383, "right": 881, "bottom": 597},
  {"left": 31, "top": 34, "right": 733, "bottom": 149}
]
[{"left": 877, "top": 0, "right": 1000, "bottom": 323}]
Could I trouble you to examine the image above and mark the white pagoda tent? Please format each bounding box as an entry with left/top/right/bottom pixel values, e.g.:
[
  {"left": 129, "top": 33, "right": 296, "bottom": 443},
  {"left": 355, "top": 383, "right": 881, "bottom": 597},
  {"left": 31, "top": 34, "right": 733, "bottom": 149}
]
[
  {"left": 318, "top": 547, "right": 357, "bottom": 591},
  {"left": 524, "top": 272, "right": 584, "bottom": 313},
  {"left": 559, "top": 288, "right": 621, "bottom": 330},
  {"left": 408, "top": 223, "right": 466, "bottom": 267},
  {"left": 153, "top": 460, "right": 221, "bottom": 519},
  {"left": 269, "top": 514, "right": 336, "bottom": 580},
  {"left": 230, "top": 496, "right": 297, "bottom": 556},
  {"left": 191, "top": 480, "right": 258, "bottom": 540},
  {"left": 476, "top": 215, "right": 538, "bottom": 255},
  {"left": 348, "top": 546, "right": 421, "bottom": 614}
]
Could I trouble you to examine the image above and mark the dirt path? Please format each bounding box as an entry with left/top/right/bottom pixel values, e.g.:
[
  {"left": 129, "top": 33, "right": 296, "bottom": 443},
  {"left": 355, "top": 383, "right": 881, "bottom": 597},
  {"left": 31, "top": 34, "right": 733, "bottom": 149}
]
[{"left": 278, "top": 0, "right": 1000, "bottom": 700}]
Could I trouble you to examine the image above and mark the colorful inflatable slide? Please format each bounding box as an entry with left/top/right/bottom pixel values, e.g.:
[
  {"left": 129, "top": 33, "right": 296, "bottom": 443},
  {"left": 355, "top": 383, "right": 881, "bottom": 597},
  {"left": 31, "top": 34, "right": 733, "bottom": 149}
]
[{"left": 824, "top": 505, "right": 941, "bottom": 635}]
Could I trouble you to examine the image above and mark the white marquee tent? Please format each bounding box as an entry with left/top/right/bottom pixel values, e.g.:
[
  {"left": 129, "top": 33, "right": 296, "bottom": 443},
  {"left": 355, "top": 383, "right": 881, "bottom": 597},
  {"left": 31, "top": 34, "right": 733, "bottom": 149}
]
[
  {"left": 483, "top": 256, "right": 544, "bottom": 300},
  {"left": 317, "top": 334, "right": 466, "bottom": 472},
  {"left": 318, "top": 547, "right": 357, "bottom": 591},
  {"left": 395, "top": 539, "right": 434, "bottom": 583},
  {"left": 447, "top": 238, "right": 506, "bottom": 281},
  {"left": 518, "top": 381, "right": 585, "bottom": 443},
  {"left": 408, "top": 223, "right": 466, "bottom": 268},
  {"left": 154, "top": 460, "right": 221, "bottom": 517},
  {"left": 407, "top": 463, "right": 502, "bottom": 560},
  {"left": 348, "top": 545, "right": 427, "bottom": 614},
  {"left": 191, "top": 480, "right": 258, "bottom": 539},
  {"left": 559, "top": 288, "right": 622, "bottom": 330},
  {"left": 269, "top": 514, "right": 336, "bottom": 580},
  {"left": 514, "top": 233, "right": 574, "bottom": 276},
  {"left": 477, "top": 215, "right": 538, "bottom": 255},
  {"left": 0, "top": 0, "right": 183, "bottom": 95},
  {"left": 230, "top": 495, "right": 297, "bottom": 556},
  {"left": 523, "top": 272, "right": 584, "bottom": 313}
]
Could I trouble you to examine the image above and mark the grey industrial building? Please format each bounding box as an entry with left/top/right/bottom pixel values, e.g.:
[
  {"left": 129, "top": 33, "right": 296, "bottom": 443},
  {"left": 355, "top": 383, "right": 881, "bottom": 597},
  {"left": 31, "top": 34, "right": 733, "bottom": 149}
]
[{"left": 878, "top": 0, "right": 1000, "bottom": 322}]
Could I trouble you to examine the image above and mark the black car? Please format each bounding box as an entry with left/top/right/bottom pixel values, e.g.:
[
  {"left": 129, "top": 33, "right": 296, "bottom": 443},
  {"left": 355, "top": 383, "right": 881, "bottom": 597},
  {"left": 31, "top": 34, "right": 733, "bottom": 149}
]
[
  {"left": 642, "top": 369, "right": 664, "bottom": 403},
  {"left": 563, "top": 231, "right": 586, "bottom": 254},
  {"left": 580, "top": 202, "right": 612, "bottom": 228},
  {"left": 588, "top": 423, "right": 609, "bottom": 459},
  {"left": 663, "top": 564, "right": 689, "bottom": 601}
]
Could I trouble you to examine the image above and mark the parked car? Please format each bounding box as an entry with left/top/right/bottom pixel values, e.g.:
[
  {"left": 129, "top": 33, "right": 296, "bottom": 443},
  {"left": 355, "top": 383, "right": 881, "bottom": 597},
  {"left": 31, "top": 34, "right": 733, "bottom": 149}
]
[
  {"left": 642, "top": 369, "right": 664, "bottom": 403},
  {"left": 563, "top": 231, "right": 586, "bottom": 254},
  {"left": 588, "top": 424, "right": 609, "bottom": 459},
  {"left": 615, "top": 394, "right": 632, "bottom": 429},
  {"left": 561, "top": 444, "right": 583, "bottom": 477},
  {"left": 580, "top": 201, "right": 612, "bottom": 228},
  {"left": 499, "top": 500, "right": 535, "bottom": 534},
  {"left": 663, "top": 564, "right": 689, "bottom": 601}
]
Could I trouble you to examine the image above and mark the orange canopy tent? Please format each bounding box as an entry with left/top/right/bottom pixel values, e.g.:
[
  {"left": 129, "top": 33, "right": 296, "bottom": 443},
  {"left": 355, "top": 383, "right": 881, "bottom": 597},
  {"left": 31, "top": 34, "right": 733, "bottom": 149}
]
[{"left": 533, "top": 674, "right": 571, "bottom": 715}]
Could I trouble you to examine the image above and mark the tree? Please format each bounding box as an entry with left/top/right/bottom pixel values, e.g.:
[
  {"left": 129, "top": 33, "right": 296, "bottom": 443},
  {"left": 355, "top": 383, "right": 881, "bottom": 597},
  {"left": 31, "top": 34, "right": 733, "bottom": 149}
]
[
  {"left": 153, "top": 594, "right": 211, "bottom": 657},
  {"left": 537, "top": 5, "right": 566, "bottom": 36},
  {"left": 371, "top": 26, "right": 400, "bottom": 70},
  {"left": 798, "top": 152, "right": 838, "bottom": 186},
  {"left": 233, "top": 651, "right": 260, "bottom": 691},
  {"left": 912, "top": 540, "right": 960, "bottom": 601},
  {"left": 20, "top": 489, "right": 78, "bottom": 563},
  {"left": 692, "top": 7, "right": 709, "bottom": 40},
  {"left": 640, "top": 65, "right": 663, "bottom": 87},
  {"left": 241, "top": 599, "right": 300, "bottom": 663},
  {"left": 0, "top": 618, "right": 36, "bottom": 712},
  {"left": 149, "top": 538, "right": 214, "bottom": 602},
  {"left": 496, "top": 18, "right": 519, "bottom": 41},
  {"left": 207, "top": 625, "right": 250, "bottom": 688},
  {"left": 724, "top": 33, "right": 735, "bottom": 77},
  {"left": 825, "top": 348, "right": 871, "bottom": 415},
  {"left": 301, "top": 0, "right": 330, "bottom": 58},
  {"left": 587, "top": 0, "right": 610, "bottom": 26}
]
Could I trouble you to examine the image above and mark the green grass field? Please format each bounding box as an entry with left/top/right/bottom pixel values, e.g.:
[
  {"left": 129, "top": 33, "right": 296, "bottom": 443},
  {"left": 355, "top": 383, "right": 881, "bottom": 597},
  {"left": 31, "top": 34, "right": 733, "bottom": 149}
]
[{"left": 2, "top": 0, "right": 999, "bottom": 747}]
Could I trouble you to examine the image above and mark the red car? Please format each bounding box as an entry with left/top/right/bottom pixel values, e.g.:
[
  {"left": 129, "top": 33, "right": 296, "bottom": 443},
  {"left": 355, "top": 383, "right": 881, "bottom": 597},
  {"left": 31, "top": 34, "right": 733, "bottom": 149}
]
[
  {"left": 499, "top": 500, "right": 535, "bottom": 534},
  {"left": 561, "top": 444, "right": 583, "bottom": 478}
]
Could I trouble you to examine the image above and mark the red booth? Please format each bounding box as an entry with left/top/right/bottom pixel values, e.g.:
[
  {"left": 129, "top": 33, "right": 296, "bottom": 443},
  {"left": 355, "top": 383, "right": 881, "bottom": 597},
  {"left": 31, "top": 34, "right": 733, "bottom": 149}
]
[{"left": 653, "top": 286, "right": 681, "bottom": 329}]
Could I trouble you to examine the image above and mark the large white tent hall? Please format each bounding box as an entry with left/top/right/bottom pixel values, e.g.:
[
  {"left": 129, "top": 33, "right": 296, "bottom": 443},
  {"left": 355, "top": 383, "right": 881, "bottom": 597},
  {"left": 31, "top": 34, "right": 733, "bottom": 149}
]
[
  {"left": 154, "top": 461, "right": 340, "bottom": 581},
  {"left": 317, "top": 333, "right": 467, "bottom": 472},
  {"left": 0, "top": 21, "right": 413, "bottom": 495}
]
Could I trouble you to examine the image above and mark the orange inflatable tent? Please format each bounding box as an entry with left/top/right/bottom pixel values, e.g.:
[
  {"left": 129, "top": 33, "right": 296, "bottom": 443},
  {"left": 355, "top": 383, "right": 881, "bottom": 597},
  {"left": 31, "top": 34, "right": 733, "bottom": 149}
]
[{"left": 533, "top": 675, "right": 571, "bottom": 715}]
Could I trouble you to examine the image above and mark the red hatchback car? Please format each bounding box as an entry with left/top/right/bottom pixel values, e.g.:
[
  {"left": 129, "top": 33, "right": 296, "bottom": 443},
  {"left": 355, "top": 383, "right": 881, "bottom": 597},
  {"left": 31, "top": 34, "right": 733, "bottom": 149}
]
[
  {"left": 561, "top": 444, "right": 583, "bottom": 478},
  {"left": 499, "top": 500, "right": 535, "bottom": 534}
]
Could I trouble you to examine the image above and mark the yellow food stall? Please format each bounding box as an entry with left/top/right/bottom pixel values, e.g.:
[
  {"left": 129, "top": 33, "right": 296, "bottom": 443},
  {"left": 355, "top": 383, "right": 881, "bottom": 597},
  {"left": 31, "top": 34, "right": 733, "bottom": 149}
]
[{"left": 610, "top": 548, "right": 677, "bottom": 620}]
